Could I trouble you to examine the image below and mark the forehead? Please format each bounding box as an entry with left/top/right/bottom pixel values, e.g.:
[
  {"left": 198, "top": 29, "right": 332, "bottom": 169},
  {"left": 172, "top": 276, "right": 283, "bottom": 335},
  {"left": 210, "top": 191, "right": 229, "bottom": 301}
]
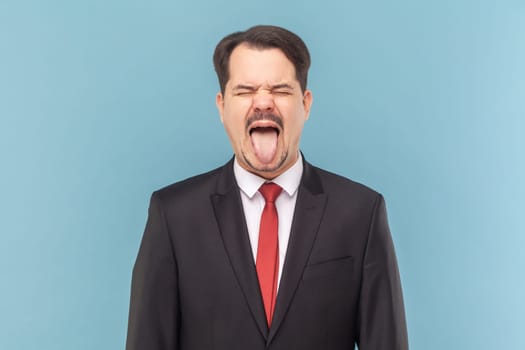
[{"left": 227, "top": 44, "right": 298, "bottom": 87}]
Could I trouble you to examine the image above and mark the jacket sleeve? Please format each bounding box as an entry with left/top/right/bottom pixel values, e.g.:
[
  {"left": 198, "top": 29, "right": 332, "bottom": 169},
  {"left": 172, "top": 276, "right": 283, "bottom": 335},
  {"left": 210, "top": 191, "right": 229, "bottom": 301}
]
[
  {"left": 356, "top": 194, "right": 409, "bottom": 349},
  {"left": 126, "top": 192, "right": 179, "bottom": 350}
]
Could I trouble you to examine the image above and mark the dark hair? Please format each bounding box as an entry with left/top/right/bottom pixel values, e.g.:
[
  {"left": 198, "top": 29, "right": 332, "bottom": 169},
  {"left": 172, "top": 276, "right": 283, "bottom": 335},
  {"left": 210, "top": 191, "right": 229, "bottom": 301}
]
[{"left": 213, "top": 25, "right": 311, "bottom": 94}]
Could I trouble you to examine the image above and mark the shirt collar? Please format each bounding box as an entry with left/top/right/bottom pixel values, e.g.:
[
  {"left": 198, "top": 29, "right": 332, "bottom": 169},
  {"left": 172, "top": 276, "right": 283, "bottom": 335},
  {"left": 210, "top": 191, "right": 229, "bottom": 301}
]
[{"left": 233, "top": 153, "right": 303, "bottom": 199}]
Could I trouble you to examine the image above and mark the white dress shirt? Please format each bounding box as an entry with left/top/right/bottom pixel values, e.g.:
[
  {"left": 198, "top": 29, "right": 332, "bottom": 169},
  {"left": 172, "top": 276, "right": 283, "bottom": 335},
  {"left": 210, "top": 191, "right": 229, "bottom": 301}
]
[{"left": 233, "top": 154, "right": 303, "bottom": 290}]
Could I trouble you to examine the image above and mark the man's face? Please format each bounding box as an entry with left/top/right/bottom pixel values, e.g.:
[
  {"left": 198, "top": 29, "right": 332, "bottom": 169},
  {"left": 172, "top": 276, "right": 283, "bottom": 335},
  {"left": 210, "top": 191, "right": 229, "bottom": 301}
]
[{"left": 216, "top": 44, "right": 312, "bottom": 179}]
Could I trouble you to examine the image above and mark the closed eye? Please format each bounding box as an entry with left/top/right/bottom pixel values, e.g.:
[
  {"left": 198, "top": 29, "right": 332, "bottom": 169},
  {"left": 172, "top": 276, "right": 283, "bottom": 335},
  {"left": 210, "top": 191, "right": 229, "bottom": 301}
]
[
  {"left": 232, "top": 84, "right": 257, "bottom": 96},
  {"left": 272, "top": 90, "right": 292, "bottom": 96},
  {"left": 234, "top": 90, "right": 254, "bottom": 96},
  {"left": 271, "top": 83, "right": 294, "bottom": 96}
]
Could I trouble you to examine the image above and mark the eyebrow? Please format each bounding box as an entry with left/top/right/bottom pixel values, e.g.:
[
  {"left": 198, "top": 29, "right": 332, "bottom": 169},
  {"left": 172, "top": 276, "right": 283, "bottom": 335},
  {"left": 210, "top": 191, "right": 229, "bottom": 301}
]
[
  {"left": 270, "top": 83, "right": 294, "bottom": 90},
  {"left": 232, "top": 84, "right": 258, "bottom": 91}
]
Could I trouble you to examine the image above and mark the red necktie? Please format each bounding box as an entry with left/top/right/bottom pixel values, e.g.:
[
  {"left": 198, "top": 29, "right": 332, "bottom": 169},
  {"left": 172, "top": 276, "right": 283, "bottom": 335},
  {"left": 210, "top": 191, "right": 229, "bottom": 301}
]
[{"left": 256, "top": 182, "right": 282, "bottom": 326}]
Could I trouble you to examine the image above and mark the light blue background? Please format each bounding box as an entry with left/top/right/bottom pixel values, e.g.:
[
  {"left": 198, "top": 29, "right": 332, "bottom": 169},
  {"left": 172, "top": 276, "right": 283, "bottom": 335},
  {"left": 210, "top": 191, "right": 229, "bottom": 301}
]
[{"left": 1, "top": 0, "right": 524, "bottom": 349}]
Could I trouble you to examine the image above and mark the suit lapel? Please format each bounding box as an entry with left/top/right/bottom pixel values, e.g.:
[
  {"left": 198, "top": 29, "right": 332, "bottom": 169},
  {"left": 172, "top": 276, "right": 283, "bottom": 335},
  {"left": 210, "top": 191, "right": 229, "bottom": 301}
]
[
  {"left": 210, "top": 160, "right": 269, "bottom": 340},
  {"left": 268, "top": 161, "right": 327, "bottom": 344}
]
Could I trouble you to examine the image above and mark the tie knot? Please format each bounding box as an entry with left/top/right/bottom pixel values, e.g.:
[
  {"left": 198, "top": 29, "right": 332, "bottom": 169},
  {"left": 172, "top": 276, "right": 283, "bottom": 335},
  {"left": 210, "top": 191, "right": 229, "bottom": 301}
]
[{"left": 259, "top": 183, "right": 282, "bottom": 203}]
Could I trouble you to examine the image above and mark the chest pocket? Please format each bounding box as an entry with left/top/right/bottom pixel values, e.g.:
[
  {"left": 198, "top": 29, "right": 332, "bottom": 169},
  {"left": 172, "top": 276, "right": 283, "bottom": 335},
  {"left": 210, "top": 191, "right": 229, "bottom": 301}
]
[{"left": 302, "top": 255, "right": 353, "bottom": 281}]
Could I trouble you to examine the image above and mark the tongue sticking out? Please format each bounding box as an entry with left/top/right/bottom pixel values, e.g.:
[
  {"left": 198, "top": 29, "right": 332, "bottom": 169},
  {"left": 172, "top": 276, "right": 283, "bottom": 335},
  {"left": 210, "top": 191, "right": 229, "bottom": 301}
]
[{"left": 250, "top": 127, "right": 278, "bottom": 164}]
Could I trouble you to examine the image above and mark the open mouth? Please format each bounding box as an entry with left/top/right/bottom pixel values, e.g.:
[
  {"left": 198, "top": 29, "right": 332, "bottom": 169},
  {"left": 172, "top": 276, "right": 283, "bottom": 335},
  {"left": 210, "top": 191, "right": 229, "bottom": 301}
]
[{"left": 249, "top": 126, "right": 280, "bottom": 136}]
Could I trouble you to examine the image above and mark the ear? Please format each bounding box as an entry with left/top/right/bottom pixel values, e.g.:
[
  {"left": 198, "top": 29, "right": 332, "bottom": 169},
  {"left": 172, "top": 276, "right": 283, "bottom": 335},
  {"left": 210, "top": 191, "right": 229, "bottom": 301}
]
[
  {"left": 302, "top": 89, "right": 313, "bottom": 121},
  {"left": 216, "top": 92, "right": 225, "bottom": 123}
]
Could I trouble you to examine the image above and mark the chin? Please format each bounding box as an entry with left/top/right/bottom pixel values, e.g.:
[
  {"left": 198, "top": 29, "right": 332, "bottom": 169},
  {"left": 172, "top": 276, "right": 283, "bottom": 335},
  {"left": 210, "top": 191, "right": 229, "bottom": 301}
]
[{"left": 242, "top": 151, "right": 289, "bottom": 177}]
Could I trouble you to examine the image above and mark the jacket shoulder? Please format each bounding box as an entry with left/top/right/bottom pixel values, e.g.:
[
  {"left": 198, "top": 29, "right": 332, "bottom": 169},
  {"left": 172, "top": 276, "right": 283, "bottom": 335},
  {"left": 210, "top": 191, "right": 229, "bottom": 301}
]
[
  {"left": 151, "top": 163, "right": 226, "bottom": 204},
  {"left": 310, "top": 164, "right": 382, "bottom": 203}
]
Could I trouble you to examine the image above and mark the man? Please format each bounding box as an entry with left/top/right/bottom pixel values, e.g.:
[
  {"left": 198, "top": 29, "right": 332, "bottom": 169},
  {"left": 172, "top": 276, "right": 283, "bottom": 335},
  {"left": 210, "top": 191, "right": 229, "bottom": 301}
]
[{"left": 126, "top": 25, "right": 408, "bottom": 350}]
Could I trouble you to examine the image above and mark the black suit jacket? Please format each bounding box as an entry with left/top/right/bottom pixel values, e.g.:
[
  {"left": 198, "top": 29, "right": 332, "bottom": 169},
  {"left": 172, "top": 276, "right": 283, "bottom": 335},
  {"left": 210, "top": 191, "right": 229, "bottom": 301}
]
[{"left": 126, "top": 158, "right": 408, "bottom": 349}]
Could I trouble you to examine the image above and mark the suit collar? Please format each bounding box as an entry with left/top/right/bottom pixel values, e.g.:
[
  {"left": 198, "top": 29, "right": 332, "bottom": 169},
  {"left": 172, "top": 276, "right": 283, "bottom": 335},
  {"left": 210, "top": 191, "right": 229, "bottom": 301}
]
[
  {"left": 211, "top": 158, "right": 269, "bottom": 338},
  {"left": 214, "top": 157, "right": 237, "bottom": 196},
  {"left": 298, "top": 153, "right": 324, "bottom": 195},
  {"left": 267, "top": 159, "right": 327, "bottom": 344}
]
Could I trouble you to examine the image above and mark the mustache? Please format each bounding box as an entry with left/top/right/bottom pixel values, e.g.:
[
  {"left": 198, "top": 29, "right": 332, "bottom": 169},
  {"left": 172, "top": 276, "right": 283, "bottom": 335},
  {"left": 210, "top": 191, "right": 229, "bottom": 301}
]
[{"left": 245, "top": 112, "right": 284, "bottom": 131}]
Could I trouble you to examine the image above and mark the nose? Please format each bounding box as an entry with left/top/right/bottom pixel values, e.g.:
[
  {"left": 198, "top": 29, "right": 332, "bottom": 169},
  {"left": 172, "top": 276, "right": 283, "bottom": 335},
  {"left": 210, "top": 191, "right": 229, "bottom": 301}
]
[{"left": 252, "top": 92, "right": 275, "bottom": 113}]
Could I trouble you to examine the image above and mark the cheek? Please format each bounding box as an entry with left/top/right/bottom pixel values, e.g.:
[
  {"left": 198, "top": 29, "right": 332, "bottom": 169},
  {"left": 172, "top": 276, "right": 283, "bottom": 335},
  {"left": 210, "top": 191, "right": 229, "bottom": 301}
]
[
  {"left": 224, "top": 98, "right": 253, "bottom": 115},
  {"left": 277, "top": 97, "right": 306, "bottom": 116},
  {"left": 223, "top": 100, "right": 252, "bottom": 128},
  {"left": 288, "top": 114, "right": 307, "bottom": 141},
  {"left": 224, "top": 119, "right": 242, "bottom": 135},
  {"left": 283, "top": 104, "right": 307, "bottom": 127},
  {"left": 223, "top": 118, "right": 246, "bottom": 144}
]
